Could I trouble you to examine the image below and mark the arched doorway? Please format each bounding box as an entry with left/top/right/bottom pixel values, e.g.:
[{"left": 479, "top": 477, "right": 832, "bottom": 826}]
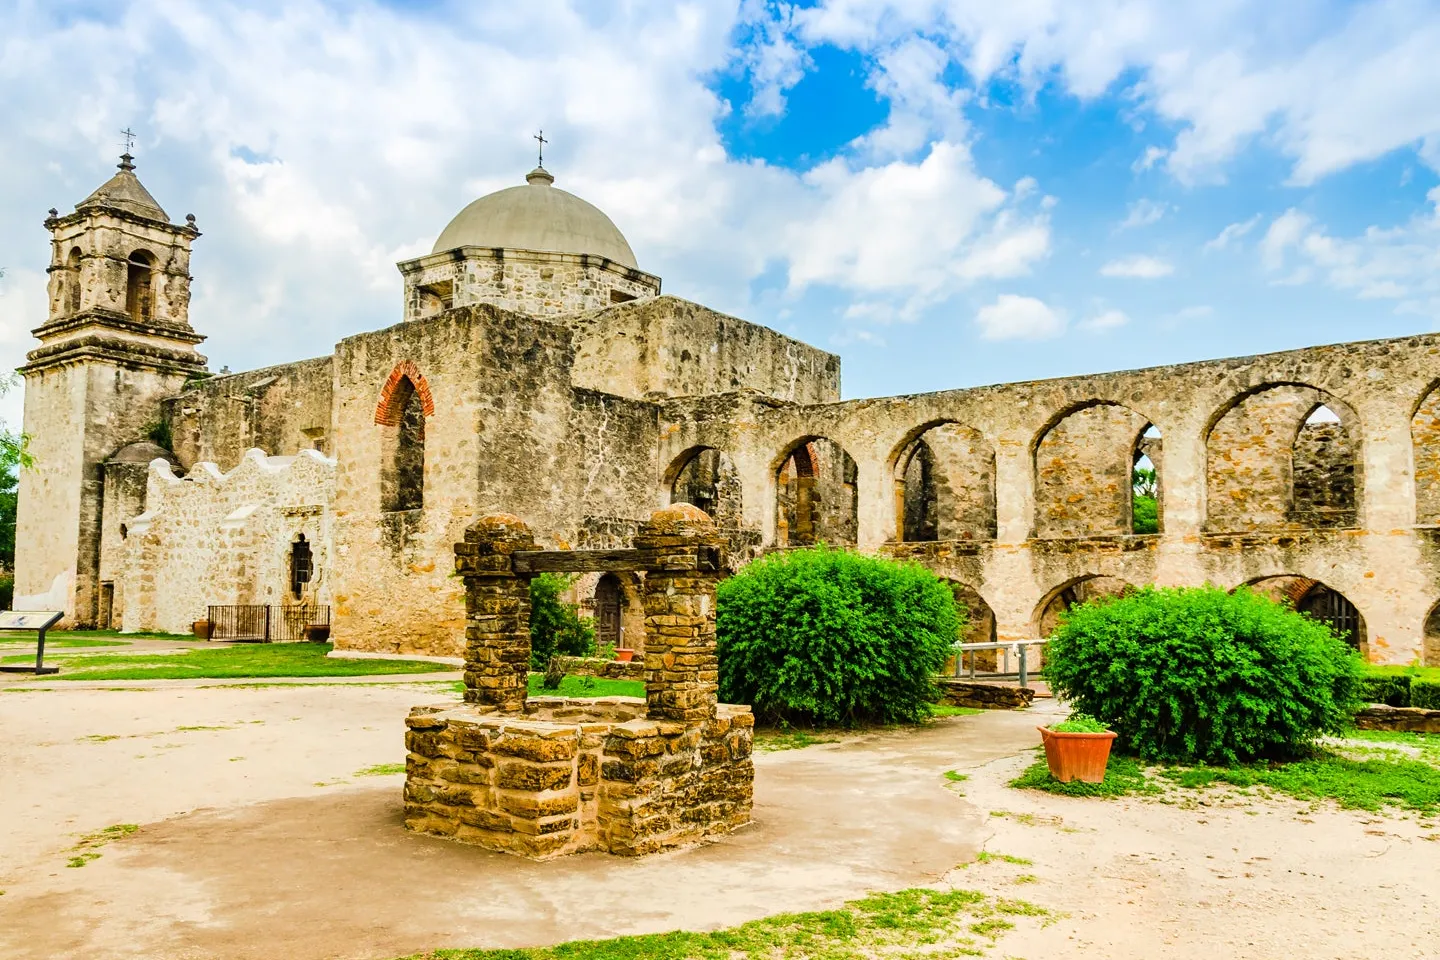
[
  {"left": 1033, "top": 402, "right": 1153, "bottom": 538},
  {"left": 892, "top": 420, "right": 995, "bottom": 542},
  {"left": 775, "top": 437, "right": 858, "bottom": 547}
]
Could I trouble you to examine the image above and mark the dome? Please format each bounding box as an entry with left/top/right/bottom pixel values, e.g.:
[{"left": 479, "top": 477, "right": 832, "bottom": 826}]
[
  {"left": 109, "top": 441, "right": 178, "bottom": 464},
  {"left": 432, "top": 167, "right": 638, "bottom": 268}
]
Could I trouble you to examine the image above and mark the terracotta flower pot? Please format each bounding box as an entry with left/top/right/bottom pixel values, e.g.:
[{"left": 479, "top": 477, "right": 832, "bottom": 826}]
[
  {"left": 1038, "top": 726, "right": 1117, "bottom": 783},
  {"left": 192, "top": 619, "right": 212, "bottom": 640},
  {"left": 615, "top": 648, "right": 635, "bottom": 662}
]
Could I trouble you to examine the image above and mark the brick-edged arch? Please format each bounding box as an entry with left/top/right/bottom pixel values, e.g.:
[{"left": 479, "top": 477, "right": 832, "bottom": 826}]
[{"left": 374, "top": 360, "right": 435, "bottom": 426}]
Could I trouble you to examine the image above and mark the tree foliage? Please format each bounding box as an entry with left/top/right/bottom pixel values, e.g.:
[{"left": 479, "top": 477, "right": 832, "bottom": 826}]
[
  {"left": 716, "top": 547, "right": 963, "bottom": 726},
  {"left": 1132, "top": 466, "right": 1158, "bottom": 534},
  {"left": 1044, "top": 585, "right": 1363, "bottom": 763},
  {"left": 528, "top": 573, "right": 595, "bottom": 670}
]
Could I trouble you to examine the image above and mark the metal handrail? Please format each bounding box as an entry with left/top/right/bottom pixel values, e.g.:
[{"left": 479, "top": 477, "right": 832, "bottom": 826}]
[{"left": 949, "top": 639, "right": 1047, "bottom": 687}]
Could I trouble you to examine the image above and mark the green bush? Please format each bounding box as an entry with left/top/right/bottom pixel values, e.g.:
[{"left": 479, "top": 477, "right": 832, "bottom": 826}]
[
  {"left": 0, "top": 573, "right": 12, "bottom": 611},
  {"left": 1413, "top": 678, "right": 1440, "bottom": 711},
  {"left": 1359, "top": 673, "right": 1411, "bottom": 707},
  {"left": 716, "top": 547, "right": 962, "bottom": 726},
  {"left": 528, "top": 573, "right": 595, "bottom": 670},
  {"left": 1044, "top": 585, "right": 1364, "bottom": 764}
]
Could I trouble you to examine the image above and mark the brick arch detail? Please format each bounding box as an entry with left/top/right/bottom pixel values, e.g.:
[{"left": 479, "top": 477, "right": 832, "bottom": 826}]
[{"left": 374, "top": 360, "right": 436, "bottom": 426}]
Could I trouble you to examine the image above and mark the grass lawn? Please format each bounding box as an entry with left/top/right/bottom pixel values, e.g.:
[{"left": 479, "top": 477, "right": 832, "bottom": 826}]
[
  {"left": 1010, "top": 730, "right": 1440, "bottom": 814},
  {"left": 0, "top": 635, "right": 132, "bottom": 649},
  {"left": 392, "top": 886, "right": 1048, "bottom": 960},
  {"left": 527, "top": 674, "right": 644, "bottom": 698},
  {"left": 18, "top": 642, "right": 453, "bottom": 681}
]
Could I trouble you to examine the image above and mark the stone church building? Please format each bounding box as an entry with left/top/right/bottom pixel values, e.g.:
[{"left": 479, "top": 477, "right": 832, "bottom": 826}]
[{"left": 14, "top": 153, "right": 1440, "bottom": 666}]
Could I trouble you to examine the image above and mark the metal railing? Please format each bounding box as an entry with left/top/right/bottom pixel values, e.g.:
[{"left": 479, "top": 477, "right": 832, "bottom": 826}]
[
  {"left": 950, "top": 640, "right": 1047, "bottom": 688},
  {"left": 208, "top": 604, "right": 330, "bottom": 642}
]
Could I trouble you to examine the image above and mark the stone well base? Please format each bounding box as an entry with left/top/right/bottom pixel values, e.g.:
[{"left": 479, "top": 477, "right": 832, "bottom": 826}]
[{"left": 403, "top": 696, "right": 754, "bottom": 859}]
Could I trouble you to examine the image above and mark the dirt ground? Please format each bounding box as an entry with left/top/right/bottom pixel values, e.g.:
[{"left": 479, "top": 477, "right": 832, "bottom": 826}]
[{"left": 1, "top": 678, "right": 1437, "bottom": 960}]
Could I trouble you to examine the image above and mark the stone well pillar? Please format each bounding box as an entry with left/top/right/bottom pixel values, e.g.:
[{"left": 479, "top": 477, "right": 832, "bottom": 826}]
[
  {"left": 634, "top": 504, "right": 724, "bottom": 723},
  {"left": 453, "top": 513, "right": 535, "bottom": 712}
]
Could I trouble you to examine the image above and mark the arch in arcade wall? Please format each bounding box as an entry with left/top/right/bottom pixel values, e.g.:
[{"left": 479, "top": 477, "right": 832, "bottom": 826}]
[
  {"left": 1032, "top": 401, "right": 1154, "bottom": 538},
  {"left": 1240, "top": 575, "right": 1369, "bottom": 660},
  {"left": 773, "top": 436, "right": 858, "bottom": 547},
  {"left": 663, "top": 446, "right": 744, "bottom": 530},
  {"left": 1033, "top": 574, "right": 1136, "bottom": 639},
  {"left": 1205, "top": 384, "right": 1360, "bottom": 532},
  {"left": 891, "top": 420, "right": 996, "bottom": 543}
]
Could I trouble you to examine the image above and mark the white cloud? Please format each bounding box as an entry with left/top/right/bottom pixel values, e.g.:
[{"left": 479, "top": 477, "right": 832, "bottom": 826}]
[
  {"left": 1116, "top": 199, "right": 1167, "bottom": 230},
  {"left": 0, "top": 0, "right": 1055, "bottom": 404},
  {"left": 1079, "top": 308, "right": 1130, "bottom": 332},
  {"left": 1205, "top": 214, "right": 1263, "bottom": 252},
  {"left": 787, "top": 0, "right": 1440, "bottom": 184},
  {"left": 1257, "top": 188, "right": 1440, "bottom": 308},
  {"left": 974, "top": 294, "right": 1065, "bottom": 341},
  {"left": 1167, "top": 305, "right": 1215, "bottom": 324},
  {"left": 1261, "top": 210, "right": 1315, "bottom": 270},
  {"left": 1100, "top": 255, "right": 1174, "bottom": 278}
]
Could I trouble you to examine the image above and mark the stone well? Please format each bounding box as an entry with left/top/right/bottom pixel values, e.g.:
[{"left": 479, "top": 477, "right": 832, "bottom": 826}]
[{"left": 402, "top": 505, "right": 755, "bottom": 859}]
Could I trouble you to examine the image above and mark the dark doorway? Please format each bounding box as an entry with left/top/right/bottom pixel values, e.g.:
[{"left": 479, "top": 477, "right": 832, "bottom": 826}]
[
  {"left": 595, "top": 574, "right": 623, "bottom": 649},
  {"left": 290, "top": 535, "right": 314, "bottom": 600}
]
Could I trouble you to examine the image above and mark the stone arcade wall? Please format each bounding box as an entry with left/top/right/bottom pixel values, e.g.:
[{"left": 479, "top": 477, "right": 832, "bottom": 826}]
[
  {"left": 120, "top": 449, "right": 335, "bottom": 635},
  {"left": 403, "top": 506, "right": 754, "bottom": 859},
  {"left": 657, "top": 334, "right": 1440, "bottom": 665}
]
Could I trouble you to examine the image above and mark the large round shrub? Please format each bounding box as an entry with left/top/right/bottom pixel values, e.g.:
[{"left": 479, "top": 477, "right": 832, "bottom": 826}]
[
  {"left": 1045, "top": 585, "right": 1363, "bottom": 763},
  {"left": 717, "top": 547, "right": 962, "bottom": 726}
]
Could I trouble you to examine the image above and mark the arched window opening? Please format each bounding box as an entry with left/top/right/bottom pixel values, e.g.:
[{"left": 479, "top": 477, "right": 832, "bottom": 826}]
[
  {"left": 894, "top": 421, "right": 995, "bottom": 543},
  {"left": 775, "top": 437, "right": 857, "bottom": 547},
  {"left": 64, "top": 248, "right": 82, "bottom": 315},
  {"left": 125, "top": 250, "right": 156, "bottom": 322},
  {"left": 1206, "top": 385, "right": 1360, "bottom": 532},
  {"left": 381, "top": 377, "right": 426, "bottom": 511},
  {"left": 667, "top": 447, "right": 743, "bottom": 529},
  {"left": 290, "top": 534, "right": 314, "bottom": 600},
  {"left": 1412, "top": 384, "right": 1440, "bottom": 523},
  {"left": 1243, "top": 575, "right": 1368, "bottom": 659},
  {"left": 1132, "top": 424, "right": 1162, "bottom": 535},
  {"left": 1291, "top": 404, "right": 1357, "bottom": 526},
  {"left": 1034, "top": 402, "right": 1151, "bottom": 538},
  {"left": 594, "top": 574, "right": 624, "bottom": 650}
]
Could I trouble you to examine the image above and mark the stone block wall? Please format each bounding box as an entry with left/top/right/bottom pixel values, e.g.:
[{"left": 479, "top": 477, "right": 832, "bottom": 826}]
[
  {"left": 403, "top": 699, "right": 753, "bottom": 859},
  {"left": 399, "top": 248, "right": 660, "bottom": 321},
  {"left": 548, "top": 655, "right": 646, "bottom": 681}
]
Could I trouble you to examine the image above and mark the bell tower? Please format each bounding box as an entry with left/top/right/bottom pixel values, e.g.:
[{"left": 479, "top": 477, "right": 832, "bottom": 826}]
[{"left": 13, "top": 152, "right": 207, "bottom": 625}]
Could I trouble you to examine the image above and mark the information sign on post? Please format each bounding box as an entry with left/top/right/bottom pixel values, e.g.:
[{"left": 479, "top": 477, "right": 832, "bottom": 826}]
[{"left": 0, "top": 611, "right": 66, "bottom": 675}]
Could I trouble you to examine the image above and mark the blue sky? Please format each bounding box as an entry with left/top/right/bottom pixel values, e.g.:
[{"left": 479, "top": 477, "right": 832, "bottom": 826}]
[{"left": 1, "top": 0, "right": 1439, "bottom": 422}]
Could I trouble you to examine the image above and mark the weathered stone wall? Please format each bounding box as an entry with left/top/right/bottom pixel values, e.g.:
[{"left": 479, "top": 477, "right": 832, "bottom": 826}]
[
  {"left": 328, "top": 306, "right": 664, "bottom": 657},
  {"left": 659, "top": 334, "right": 1440, "bottom": 665},
  {"left": 119, "top": 449, "right": 335, "bottom": 635},
  {"left": 566, "top": 296, "right": 841, "bottom": 405},
  {"left": 1035, "top": 402, "right": 1149, "bottom": 538},
  {"left": 165, "top": 357, "right": 335, "bottom": 470},
  {"left": 547, "top": 656, "right": 646, "bottom": 681},
  {"left": 399, "top": 248, "right": 660, "bottom": 321}
]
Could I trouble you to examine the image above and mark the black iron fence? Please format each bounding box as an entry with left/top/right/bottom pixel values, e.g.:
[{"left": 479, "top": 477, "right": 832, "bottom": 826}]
[{"left": 208, "top": 604, "right": 331, "bottom": 642}]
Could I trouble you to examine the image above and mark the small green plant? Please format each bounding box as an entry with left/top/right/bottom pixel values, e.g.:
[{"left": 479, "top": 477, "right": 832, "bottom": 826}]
[
  {"left": 1045, "top": 585, "right": 1363, "bottom": 763},
  {"left": 528, "top": 574, "right": 596, "bottom": 670},
  {"left": 540, "top": 657, "right": 565, "bottom": 690},
  {"left": 944, "top": 770, "right": 970, "bottom": 783},
  {"left": 144, "top": 418, "right": 173, "bottom": 450},
  {"left": 973, "top": 851, "right": 1032, "bottom": 866},
  {"left": 717, "top": 546, "right": 963, "bottom": 726},
  {"left": 355, "top": 763, "right": 406, "bottom": 776},
  {"left": 1049, "top": 714, "right": 1109, "bottom": 733}
]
